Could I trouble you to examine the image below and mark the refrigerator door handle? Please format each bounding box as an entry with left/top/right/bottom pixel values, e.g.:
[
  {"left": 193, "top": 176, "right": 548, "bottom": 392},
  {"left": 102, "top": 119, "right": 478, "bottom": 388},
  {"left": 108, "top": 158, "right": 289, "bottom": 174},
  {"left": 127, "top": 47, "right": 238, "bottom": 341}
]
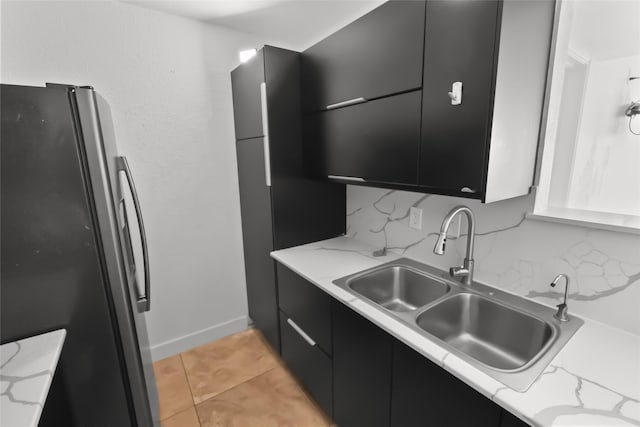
[{"left": 116, "top": 156, "right": 151, "bottom": 313}]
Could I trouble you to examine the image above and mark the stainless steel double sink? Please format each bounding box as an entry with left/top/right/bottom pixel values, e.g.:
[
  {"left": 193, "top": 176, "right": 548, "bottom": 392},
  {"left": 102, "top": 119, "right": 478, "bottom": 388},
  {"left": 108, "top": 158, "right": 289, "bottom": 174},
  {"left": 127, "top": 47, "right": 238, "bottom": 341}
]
[{"left": 333, "top": 258, "right": 583, "bottom": 392}]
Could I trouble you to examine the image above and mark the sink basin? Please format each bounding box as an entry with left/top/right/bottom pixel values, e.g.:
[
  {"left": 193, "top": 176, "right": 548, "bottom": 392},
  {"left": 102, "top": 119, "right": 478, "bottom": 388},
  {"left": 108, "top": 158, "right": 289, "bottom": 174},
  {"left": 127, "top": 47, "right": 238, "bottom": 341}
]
[
  {"left": 346, "top": 266, "right": 449, "bottom": 312},
  {"left": 333, "top": 258, "right": 583, "bottom": 391},
  {"left": 416, "top": 293, "right": 554, "bottom": 370}
]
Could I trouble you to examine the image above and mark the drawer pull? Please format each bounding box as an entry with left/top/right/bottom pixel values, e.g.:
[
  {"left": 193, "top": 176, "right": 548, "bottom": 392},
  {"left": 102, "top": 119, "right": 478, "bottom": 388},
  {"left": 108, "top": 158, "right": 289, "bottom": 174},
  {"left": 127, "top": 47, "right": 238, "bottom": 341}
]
[
  {"left": 326, "top": 97, "right": 367, "bottom": 110},
  {"left": 328, "top": 175, "right": 366, "bottom": 183},
  {"left": 287, "top": 318, "right": 316, "bottom": 347},
  {"left": 461, "top": 187, "right": 476, "bottom": 193}
]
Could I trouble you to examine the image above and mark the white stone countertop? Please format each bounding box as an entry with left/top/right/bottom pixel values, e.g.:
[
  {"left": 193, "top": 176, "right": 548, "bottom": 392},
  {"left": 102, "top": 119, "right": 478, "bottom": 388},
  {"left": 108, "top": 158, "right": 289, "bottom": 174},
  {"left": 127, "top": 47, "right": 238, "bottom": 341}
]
[
  {"left": 1, "top": 329, "right": 66, "bottom": 427},
  {"left": 272, "top": 236, "right": 640, "bottom": 427}
]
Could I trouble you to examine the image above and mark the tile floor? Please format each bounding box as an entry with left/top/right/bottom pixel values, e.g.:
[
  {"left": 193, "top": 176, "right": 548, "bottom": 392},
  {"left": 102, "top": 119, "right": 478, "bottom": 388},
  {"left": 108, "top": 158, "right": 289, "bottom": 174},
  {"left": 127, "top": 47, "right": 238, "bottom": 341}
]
[{"left": 154, "top": 328, "right": 333, "bottom": 427}]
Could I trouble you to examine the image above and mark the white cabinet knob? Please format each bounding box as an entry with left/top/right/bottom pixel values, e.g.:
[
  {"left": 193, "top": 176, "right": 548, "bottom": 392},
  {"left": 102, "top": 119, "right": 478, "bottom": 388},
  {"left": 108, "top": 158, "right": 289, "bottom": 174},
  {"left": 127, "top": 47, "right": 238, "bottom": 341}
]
[{"left": 448, "top": 81, "right": 463, "bottom": 106}]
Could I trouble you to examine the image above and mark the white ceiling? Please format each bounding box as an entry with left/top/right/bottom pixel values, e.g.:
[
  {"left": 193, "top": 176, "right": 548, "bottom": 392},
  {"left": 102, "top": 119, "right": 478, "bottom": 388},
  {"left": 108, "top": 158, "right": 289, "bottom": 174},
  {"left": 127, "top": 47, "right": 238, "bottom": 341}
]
[
  {"left": 119, "top": 1, "right": 640, "bottom": 61},
  {"left": 122, "top": 0, "right": 385, "bottom": 50}
]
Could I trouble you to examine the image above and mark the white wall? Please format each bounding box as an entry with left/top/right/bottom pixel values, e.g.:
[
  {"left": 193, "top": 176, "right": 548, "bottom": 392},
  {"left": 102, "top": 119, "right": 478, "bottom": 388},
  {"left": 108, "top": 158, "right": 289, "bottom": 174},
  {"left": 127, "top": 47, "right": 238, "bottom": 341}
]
[
  {"left": 567, "top": 54, "right": 640, "bottom": 215},
  {"left": 537, "top": 0, "right": 640, "bottom": 219},
  {"left": 348, "top": 187, "right": 640, "bottom": 336},
  {"left": 1, "top": 0, "right": 274, "bottom": 359}
]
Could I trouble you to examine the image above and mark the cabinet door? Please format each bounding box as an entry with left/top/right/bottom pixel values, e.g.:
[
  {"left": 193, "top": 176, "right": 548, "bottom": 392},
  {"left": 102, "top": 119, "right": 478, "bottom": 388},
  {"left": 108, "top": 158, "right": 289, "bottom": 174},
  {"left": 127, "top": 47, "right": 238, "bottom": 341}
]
[
  {"left": 304, "top": 91, "right": 421, "bottom": 185},
  {"left": 279, "top": 311, "right": 333, "bottom": 416},
  {"left": 302, "top": 1, "right": 425, "bottom": 112},
  {"left": 391, "top": 340, "right": 502, "bottom": 427},
  {"left": 419, "top": 0, "right": 500, "bottom": 196},
  {"left": 277, "top": 264, "right": 332, "bottom": 355},
  {"left": 236, "top": 137, "right": 279, "bottom": 351},
  {"left": 501, "top": 410, "right": 531, "bottom": 427},
  {"left": 333, "top": 301, "right": 393, "bottom": 427},
  {"left": 231, "top": 49, "right": 265, "bottom": 140}
]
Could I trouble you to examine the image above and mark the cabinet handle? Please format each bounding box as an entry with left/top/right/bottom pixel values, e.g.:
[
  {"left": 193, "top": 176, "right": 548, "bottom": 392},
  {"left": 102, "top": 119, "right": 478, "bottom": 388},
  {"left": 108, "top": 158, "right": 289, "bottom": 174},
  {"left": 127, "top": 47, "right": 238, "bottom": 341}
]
[
  {"left": 328, "top": 175, "right": 366, "bottom": 183},
  {"left": 260, "top": 82, "right": 271, "bottom": 187},
  {"left": 448, "top": 81, "right": 463, "bottom": 106},
  {"left": 326, "top": 97, "right": 367, "bottom": 110},
  {"left": 461, "top": 187, "right": 476, "bottom": 193},
  {"left": 286, "top": 318, "right": 316, "bottom": 347}
]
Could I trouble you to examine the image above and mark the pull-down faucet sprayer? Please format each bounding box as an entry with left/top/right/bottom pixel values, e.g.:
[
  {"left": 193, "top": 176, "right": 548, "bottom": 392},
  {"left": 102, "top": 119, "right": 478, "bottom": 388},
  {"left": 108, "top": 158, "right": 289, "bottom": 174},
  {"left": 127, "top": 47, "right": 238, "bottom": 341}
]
[{"left": 433, "top": 205, "right": 476, "bottom": 286}]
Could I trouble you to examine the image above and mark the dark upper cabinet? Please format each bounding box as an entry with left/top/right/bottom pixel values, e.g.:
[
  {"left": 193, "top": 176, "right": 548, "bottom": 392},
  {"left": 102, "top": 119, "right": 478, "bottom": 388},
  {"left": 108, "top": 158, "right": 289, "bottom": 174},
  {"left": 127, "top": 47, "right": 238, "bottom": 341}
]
[
  {"left": 391, "top": 340, "right": 502, "bottom": 427},
  {"left": 301, "top": 0, "right": 554, "bottom": 202},
  {"left": 304, "top": 90, "right": 422, "bottom": 185},
  {"left": 301, "top": 1, "right": 426, "bottom": 113},
  {"left": 419, "top": 0, "right": 500, "bottom": 197},
  {"left": 332, "top": 300, "right": 393, "bottom": 427},
  {"left": 419, "top": 0, "right": 554, "bottom": 201},
  {"left": 231, "top": 49, "right": 265, "bottom": 141}
]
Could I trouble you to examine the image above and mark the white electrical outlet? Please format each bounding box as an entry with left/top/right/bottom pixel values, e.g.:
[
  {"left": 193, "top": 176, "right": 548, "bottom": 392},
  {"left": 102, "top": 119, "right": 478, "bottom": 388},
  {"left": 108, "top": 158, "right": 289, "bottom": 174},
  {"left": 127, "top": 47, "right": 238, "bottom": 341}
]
[{"left": 409, "top": 207, "right": 423, "bottom": 230}]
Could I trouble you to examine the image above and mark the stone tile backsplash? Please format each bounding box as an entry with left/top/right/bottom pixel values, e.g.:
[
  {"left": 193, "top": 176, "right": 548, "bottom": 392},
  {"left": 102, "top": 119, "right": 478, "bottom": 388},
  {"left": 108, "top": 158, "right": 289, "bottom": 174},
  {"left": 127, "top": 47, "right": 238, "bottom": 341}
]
[{"left": 346, "top": 186, "right": 640, "bottom": 336}]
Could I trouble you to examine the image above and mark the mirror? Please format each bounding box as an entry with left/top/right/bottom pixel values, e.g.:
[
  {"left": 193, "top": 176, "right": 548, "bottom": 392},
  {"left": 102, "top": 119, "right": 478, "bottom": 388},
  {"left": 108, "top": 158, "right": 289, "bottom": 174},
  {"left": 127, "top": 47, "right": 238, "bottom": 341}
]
[{"left": 534, "top": 0, "right": 640, "bottom": 231}]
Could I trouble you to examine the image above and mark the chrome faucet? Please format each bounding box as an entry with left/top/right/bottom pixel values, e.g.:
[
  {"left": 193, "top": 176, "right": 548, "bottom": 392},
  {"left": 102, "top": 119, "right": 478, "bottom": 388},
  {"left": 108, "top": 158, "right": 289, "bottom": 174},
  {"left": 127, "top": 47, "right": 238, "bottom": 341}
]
[
  {"left": 550, "top": 274, "right": 570, "bottom": 321},
  {"left": 433, "top": 205, "right": 475, "bottom": 285}
]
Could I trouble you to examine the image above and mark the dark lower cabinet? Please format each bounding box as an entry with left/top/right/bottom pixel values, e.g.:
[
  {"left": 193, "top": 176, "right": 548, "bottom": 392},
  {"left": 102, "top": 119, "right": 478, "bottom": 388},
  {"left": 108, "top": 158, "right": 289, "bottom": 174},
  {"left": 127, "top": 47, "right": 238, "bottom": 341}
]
[
  {"left": 332, "top": 301, "right": 394, "bottom": 427},
  {"left": 276, "top": 263, "right": 333, "bottom": 416},
  {"left": 277, "top": 264, "right": 332, "bottom": 355},
  {"left": 275, "top": 266, "right": 532, "bottom": 427},
  {"left": 500, "top": 409, "right": 531, "bottom": 427},
  {"left": 391, "top": 340, "right": 502, "bottom": 427},
  {"left": 279, "top": 310, "right": 333, "bottom": 416}
]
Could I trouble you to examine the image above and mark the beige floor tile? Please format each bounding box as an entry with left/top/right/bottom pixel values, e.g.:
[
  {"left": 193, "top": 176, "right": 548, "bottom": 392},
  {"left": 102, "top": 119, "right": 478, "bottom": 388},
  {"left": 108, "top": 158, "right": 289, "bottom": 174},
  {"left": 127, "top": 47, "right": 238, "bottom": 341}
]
[
  {"left": 161, "top": 406, "right": 201, "bottom": 427},
  {"left": 154, "top": 355, "right": 194, "bottom": 420},
  {"left": 181, "top": 329, "right": 279, "bottom": 404},
  {"left": 196, "top": 366, "right": 332, "bottom": 427}
]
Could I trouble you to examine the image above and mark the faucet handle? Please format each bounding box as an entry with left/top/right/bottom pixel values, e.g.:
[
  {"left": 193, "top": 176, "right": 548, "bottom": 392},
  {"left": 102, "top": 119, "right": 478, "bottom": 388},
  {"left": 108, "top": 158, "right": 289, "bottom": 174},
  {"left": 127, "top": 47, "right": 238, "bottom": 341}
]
[
  {"left": 449, "top": 266, "right": 468, "bottom": 277},
  {"left": 554, "top": 303, "right": 569, "bottom": 322}
]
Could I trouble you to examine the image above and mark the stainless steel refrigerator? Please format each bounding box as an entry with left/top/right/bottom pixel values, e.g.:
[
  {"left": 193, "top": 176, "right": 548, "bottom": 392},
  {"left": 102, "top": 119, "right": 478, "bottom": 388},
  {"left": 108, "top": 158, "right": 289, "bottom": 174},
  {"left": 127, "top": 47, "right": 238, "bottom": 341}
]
[{"left": 1, "top": 83, "right": 159, "bottom": 426}]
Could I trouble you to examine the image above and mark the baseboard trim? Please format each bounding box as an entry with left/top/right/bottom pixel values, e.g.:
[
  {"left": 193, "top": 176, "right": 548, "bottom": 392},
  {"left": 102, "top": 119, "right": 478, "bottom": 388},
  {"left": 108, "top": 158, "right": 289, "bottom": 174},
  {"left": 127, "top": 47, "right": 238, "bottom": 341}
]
[{"left": 150, "top": 315, "right": 249, "bottom": 361}]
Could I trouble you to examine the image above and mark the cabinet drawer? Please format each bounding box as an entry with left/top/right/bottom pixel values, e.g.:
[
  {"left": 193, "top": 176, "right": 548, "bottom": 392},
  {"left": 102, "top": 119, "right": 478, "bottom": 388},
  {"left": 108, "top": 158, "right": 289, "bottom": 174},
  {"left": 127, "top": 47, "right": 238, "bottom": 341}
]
[
  {"left": 279, "top": 310, "right": 333, "bottom": 416},
  {"left": 302, "top": 1, "right": 425, "bottom": 112},
  {"left": 276, "top": 264, "right": 332, "bottom": 355},
  {"left": 304, "top": 91, "right": 421, "bottom": 185}
]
